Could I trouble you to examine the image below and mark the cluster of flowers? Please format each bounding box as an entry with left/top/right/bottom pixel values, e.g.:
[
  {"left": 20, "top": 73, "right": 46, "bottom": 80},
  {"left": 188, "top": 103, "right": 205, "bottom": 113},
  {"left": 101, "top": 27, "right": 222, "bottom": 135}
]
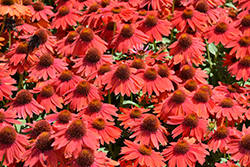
[{"left": 0, "top": 0, "right": 250, "bottom": 166}]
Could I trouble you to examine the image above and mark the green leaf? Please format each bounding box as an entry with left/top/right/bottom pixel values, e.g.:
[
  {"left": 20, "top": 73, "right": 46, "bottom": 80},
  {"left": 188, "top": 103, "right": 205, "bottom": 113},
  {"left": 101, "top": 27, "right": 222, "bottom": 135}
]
[
  {"left": 225, "top": 2, "right": 237, "bottom": 9},
  {"left": 123, "top": 100, "right": 139, "bottom": 107},
  {"left": 208, "top": 43, "right": 218, "bottom": 55}
]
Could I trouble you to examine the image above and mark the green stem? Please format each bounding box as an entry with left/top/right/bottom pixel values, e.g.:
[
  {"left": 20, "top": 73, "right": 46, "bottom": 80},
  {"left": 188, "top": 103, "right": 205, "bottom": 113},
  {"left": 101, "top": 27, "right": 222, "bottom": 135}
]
[
  {"left": 109, "top": 144, "right": 116, "bottom": 160},
  {"left": 153, "top": 40, "right": 157, "bottom": 52},
  {"left": 27, "top": 115, "right": 31, "bottom": 123},
  {"left": 0, "top": 15, "right": 7, "bottom": 37},
  {"left": 67, "top": 104, "right": 69, "bottom": 110},
  {"left": 120, "top": 95, "right": 124, "bottom": 107},
  {"left": 225, "top": 117, "right": 228, "bottom": 127},
  {"left": 0, "top": 154, "right": 5, "bottom": 166},
  {"left": 108, "top": 90, "right": 111, "bottom": 104},
  {"left": 131, "top": 93, "right": 133, "bottom": 101},
  {"left": 8, "top": 29, "right": 11, "bottom": 48},
  {"left": 172, "top": 0, "right": 176, "bottom": 14},
  {"left": 18, "top": 73, "right": 23, "bottom": 90},
  {"left": 206, "top": 41, "right": 213, "bottom": 70}
]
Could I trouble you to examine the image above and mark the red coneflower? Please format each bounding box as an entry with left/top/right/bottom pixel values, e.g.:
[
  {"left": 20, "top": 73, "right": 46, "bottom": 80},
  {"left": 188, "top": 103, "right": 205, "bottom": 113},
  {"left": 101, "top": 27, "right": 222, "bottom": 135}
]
[
  {"left": 234, "top": 14, "right": 250, "bottom": 34},
  {"left": 56, "top": 31, "right": 78, "bottom": 57},
  {"left": 227, "top": 31, "right": 250, "bottom": 59},
  {"left": 171, "top": 6, "right": 207, "bottom": 32},
  {"left": 32, "top": 84, "right": 63, "bottom": 113},
  {"left": 162, "top": 137, "right": 209, "bottom": 167},
  {"left": 78, "top": 99, "right": 118, "bottom": 121},
  {"left": 204, "top": 18, "right": 239, "bottom": 45},
  {"left": 228, "top": 55, "right": 250, "bottom": 81},
  {"left": 71, "top": 27, "right": 108, "bottom": 56},
  {"left": 183, "top": 79, "right": 198, "bottom": 92},
  {"left": 145, "top": 50, "right": 167, "bottom": 65},
  {"left": 81, "top": 2, "right": 102, "bottom": 29},
  {"left": 111, "top": 24, "right": 148, "bottom": 53},
  {"left": 139, "top": 0, "right": 172, "bottom": 11},
  {"left": 64, "top": 80, "right": 103, "bottom": 111},
  {"left": 0, "top": 125, "right": 29, "bottom": 166},
  {"left": 28, "top": 52, "right": 68, "bottom": 80},
  {"left": 137, "top": 14, "right": 172, "bottom": 42},
  {"left": 118, "top": 106, "right": 149, "bottom": 129},
  {"left": 0, "top": 75, "right": 17, "bottom": 101},
  {"left": 120, "top": 140, "right": 165, "bottom": 167},
  {"left": 54, "top": 0, "right": 75, "bottom": 10},
  {"left": 0, "top": 0, "right": 30, "bottom": 17},
  {"left": 222, "top": 53, "right": 237, "bottom": 67},
  {"left": 51, "top": 69, "right": 83, "bottom": 96},
  {"left": 0, "top": 109, "right": 21, "bottom": 129},
  {"left": 129, "top": 114, "right": 169, "bottom": 149},
  {"left": 73, "top": 47, "right": 113, "bottom": 77},
  {"left": 29, "top": 1, "right": 53, "bottom": 22},
  {"left": 51, "top": 5, "right": 82, "bottom": 30},
  {"left": 102, "top": 63, "right": 144, "bottom": 96},
  {"left": 169, "top": 33, "right": 206, "bottom": 66},
  {"left": 51, "top": 119, "right": 100, "bottom": 158},
  {"left": 6, "top": 89, "right": 45, "bottom": 119},
  {"left": 22, "top": 132, "right": 64, "bottom": 167},
  {"left": 15, "top": 18, "right": 37, "bottom": 35},
  {"left": 98, "top": 21, "right": 118, "bottom": 43},
  {"left": 167, "top": 113, "right": 208, "bottom": 142},
  {"left": 73, "top": 0, "right": 95, "bottom": 10}
]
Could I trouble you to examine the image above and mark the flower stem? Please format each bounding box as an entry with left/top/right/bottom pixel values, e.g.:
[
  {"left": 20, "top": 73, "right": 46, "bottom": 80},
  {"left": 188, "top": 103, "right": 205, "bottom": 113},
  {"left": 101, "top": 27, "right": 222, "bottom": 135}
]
[
  {"left": 206, "top": 41, "right": 213, "bottom": 70},
  {"left": 0, "top": 15, "right": 7, "bottom": 37},
  {"left": 18, "top": 73, "right": 23, "bottom": 90},
  {"left": 108, "top": 90, "right": 111, "bottom": 104},
  {"left": 153, "top": 40, "right": 157, "bottom": 52},
  {"left": 8, "top": 29, "right": 11, "bottom": 48},
  {"left": 120, "top": 94, "right": 124, "bottom": 107},
  {"left": 109, "top": 144, "right": 116, "bottom": 160},
  {"left": 172, "top": 0, "right": 176, "bottom": 14},
  {"left": 0, "top": 154, "right": 5, "bottom": 166}
]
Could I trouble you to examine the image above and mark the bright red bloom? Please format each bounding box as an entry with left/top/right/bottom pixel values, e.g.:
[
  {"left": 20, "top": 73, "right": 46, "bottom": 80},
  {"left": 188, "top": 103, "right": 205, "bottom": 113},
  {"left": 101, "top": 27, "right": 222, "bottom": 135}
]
[
  {"left": 169, "top": 33, "right": 206, "bottom": 66},
  {"left": 139, "top": 0, "right": 171, "bottom": 11},
  {"left": 0, "top": 109, "right": 21, "bottom": 129},
  {"left": 73, "top": 0, "right": 95, "bottom": 10},
  {"left": 71, "top": 27, "right": 107, "bottom": 56},
  {"left": 222, "top": 53, "right": 237, "bottom": 67},
  {"left": 22, "top": 132, "right": 64, "bottom": 167},
  {"left": 73, "top": 47, "right": 113, "bottom": 77},
  {"left": 167, "top": 113, "right": 208, "bottom": 142},
  {"left": 51, "top": 70, "right": 82, "bottom": 96},
  {"left": 120, "top": 140, "right": 165, "bottom": 167},
  {"left": 102, "top": 64, "right": 144, "bottom": 96},
  {"left": 145, "top": 50, "right": 167, "bottom": 66},
  {"left": 54, "top": 0, "right": 75, "bottom": 9},
  {"left": 78, "top": 99, "right": 118, "bottom": 121},
  {"left": 234, "top": 14, "right": 250, "bottom": 34},
  {"left": 98, "top": 21, "right": 118, "bottom": 43},
  {"left": 204, "top": 19, "right": 239, "bottom": 45},
  {"left": 51, "top": 119, "right": 100, "bottom": 158},
  {"left": 51, "top": 5, "right": 82, "bottom": 30},
  {"left": 0, "top": 125, "right": 29, "bottom": 166},
  {"left": 64, "top": 80, "right": 103, "bottom": 111},
  {"left": 118, "top": 106, "right": 149, "bottom": 129},
  {"left": 29, "top": 1, "right": 53, "bottom": 22},
  {"left": 56, "top": 31, "right": 78, "bottom": 57},
  {"left": 28, "top": 53, "right": 68, "bottom": 80},
  {"left": 137, "top": 14, "right": 172, "bottom": 42},
  {"left": 0, "top": 75, "right": 17, "bottom": 100},
  {"left": 228, "top": 55, "right": 250, "bottom": 81},
  {"left": 6, "top": 89, "right": 44, "bottom": 119},
  {"left": 162, "top": 137, "right": 209, "bottom": 167},
  {"left": 111, "top": 24, "right": 148, "bottom": 53},
  {"left": 129, "top": 114, "right": 169, "bottom": 149},
  {"left": 0, "top": 0, "right": 30, "bottom": 17},
  {"left": 15, "top": 18, "right": 37, "bottom": 35},
  {"left": 171, "top": 6, "right": 207, "bottom": 32}
]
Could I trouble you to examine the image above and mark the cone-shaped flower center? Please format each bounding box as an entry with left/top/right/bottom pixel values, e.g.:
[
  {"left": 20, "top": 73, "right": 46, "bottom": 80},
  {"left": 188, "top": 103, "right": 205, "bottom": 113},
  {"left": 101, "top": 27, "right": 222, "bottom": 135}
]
[
  {"left": 174, "top": 140, "right": 190, "bottom": 154},
  {"left": 145, "top": 14, "right": 158, "bottom": 27},
  {"left": 241, "top": 14, "right": 250, "bottom": 27},
  {"left": 239, "top": 36, "right": 250, "bottom": 46},
  {"left": 87, "top": 99, "right": 103, "bottom": 113},
  {"left": 23, "top": 0, "right": 32, "bottom": 5},
  {"left": 195, "top": 0, "right": 208, "bottom": 13},
  {"left": 92, "top": 118, "right": 106, "bottom": 130},
  {"left": 241, "top": 134, "right": 250, "bottom": 150},
  {"left": 199, "top": 85, "right": 212, "bottom": 96},
  {"left": 15, "top": 19, "right": 24, "bottom": 26},
  {"left": 67, "top": 31, "right": 78, "bottom": 43},
  {"left": 0, "top": 112, "right": 5, "bottom": 123},
  {"left": 98, "top": 64, "right": 111, "bottom": 75},
  {"left": 215, "top": 22, "right": 228, "bottom": 33},
  {"left": 111, "top": 6, "right": 121, "bottom": 14},
  {"left": 182, "top": 9, "right": 194, "bottom": 19},
  {"left": 76, "top": 148, "right": 95, "bottom": 166},
  {"left": 76, "top": 81, "right": 91, "bottom": 96},
  {"left": 186, "top": 27, "right": 196, "bottom": 34},
  {"left": 59, "top": 5, "right": 70, "bottom": 16},
  {"left": 183, "top": 113, "right": 199, "bottom": 128},
  {"left": 130, "top": 109, "right": 142, "bottom": 118},
  {"left": 158, "top": 65, "right": 170, "bottom": 78},
  {"left": 39, "top": 53, "right": 54, "bottom": 67},
  {"left": 0, "top": 126, "right": 17, "bottom": 144},
  {"left": 16, "top": 42, "right": 29, "bottom": 54},
  {"left": 88, "top": 3, "right": 100, "bottom": 13},
  {"left": 35, "top": 29, "right": 48, "bottom": 44},
  {"left": 76, "top": 26, "right": 84, "bottom": 34},
  {"left": 115, "top": 64, "right": 131, "bottom": 80},
  {"left": 178, "top": 34, "right": 193, "bottom": 48},
  {"left": 33, "top": 1, "right": 45, "bottom": 11},
  {"left": 139, "top": 9, "right": 147, "bottom": 16},
  {"left": 138, "top": 144, "right": 152, "bottom": 155},
  {"left": 59, "top": 70, "right": 73, "bottom": 82},
  {"left": 41, "top": 84, "right": 54, "bottom": 97},
  {"left": 150, "top": 53, "right": 158, "bottom": 58},
  {"left": 214, "top": 126, "right": 229, "bottom": 139},
  {"left": 193, "top": 90, "right": 209, "bottom": 103},
  {"left": 101, "top": 0, "right": 110, "bottom": 7},
  {"left": 141, "top": 115, "right": 160, "bottom": 132},
  {"left": 131, "top": 59, "right": 145, "bottom": 69},
  {"left": 1, "top": 0, "right": 15, "bottom": 5},
  {"left": 32, "top": 120, "right": 52, "bottom": 137},
  {"left": 219, "top": 97, "right": 234, "bottom": 108},
  {"left": 184, "top": 79, "right": 197, "bottom": 92},
  {"left": 36, "top": 132, "right": 53, "bottom": 151},
  {"left": 67, "top": 119, "right": 87, "bottom": 138},
  {"left": 84, "top": 47, "right": 101, "bottom": 63},
  {"left": 57, "top": 110, "right": 72, "bottom": 124},
  {"left": 121, "top": 24, "right": 134, "bottom": 38},
  {"left": 239, "top": 55, "right": 250, "bottom": 67},
  {"left": 229, "top": 165, "right": 239, "bottom": 167},
  {"left": 227, "top": 84, "right": 238, "bottom": 93},
  {"left": 80, "top": 28, "right": 94, "bottom": 42},
  {"left": 144, "top": 68, "right": 157, "bottom": 80},
  {"left": 106, "top": 21, "right": 115, "bottom": 31},
  {"left": 228, "top": 10, "right": 237, "bottom": 19},
  {"left": 171, "top": 90, "right": 186, "bottom": 104},
  {"left": 180, "top": 65, "right": 195, "bottom": 80},
  {"left": 16, "top": 89, "right": 32, "bottom": 105}
]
